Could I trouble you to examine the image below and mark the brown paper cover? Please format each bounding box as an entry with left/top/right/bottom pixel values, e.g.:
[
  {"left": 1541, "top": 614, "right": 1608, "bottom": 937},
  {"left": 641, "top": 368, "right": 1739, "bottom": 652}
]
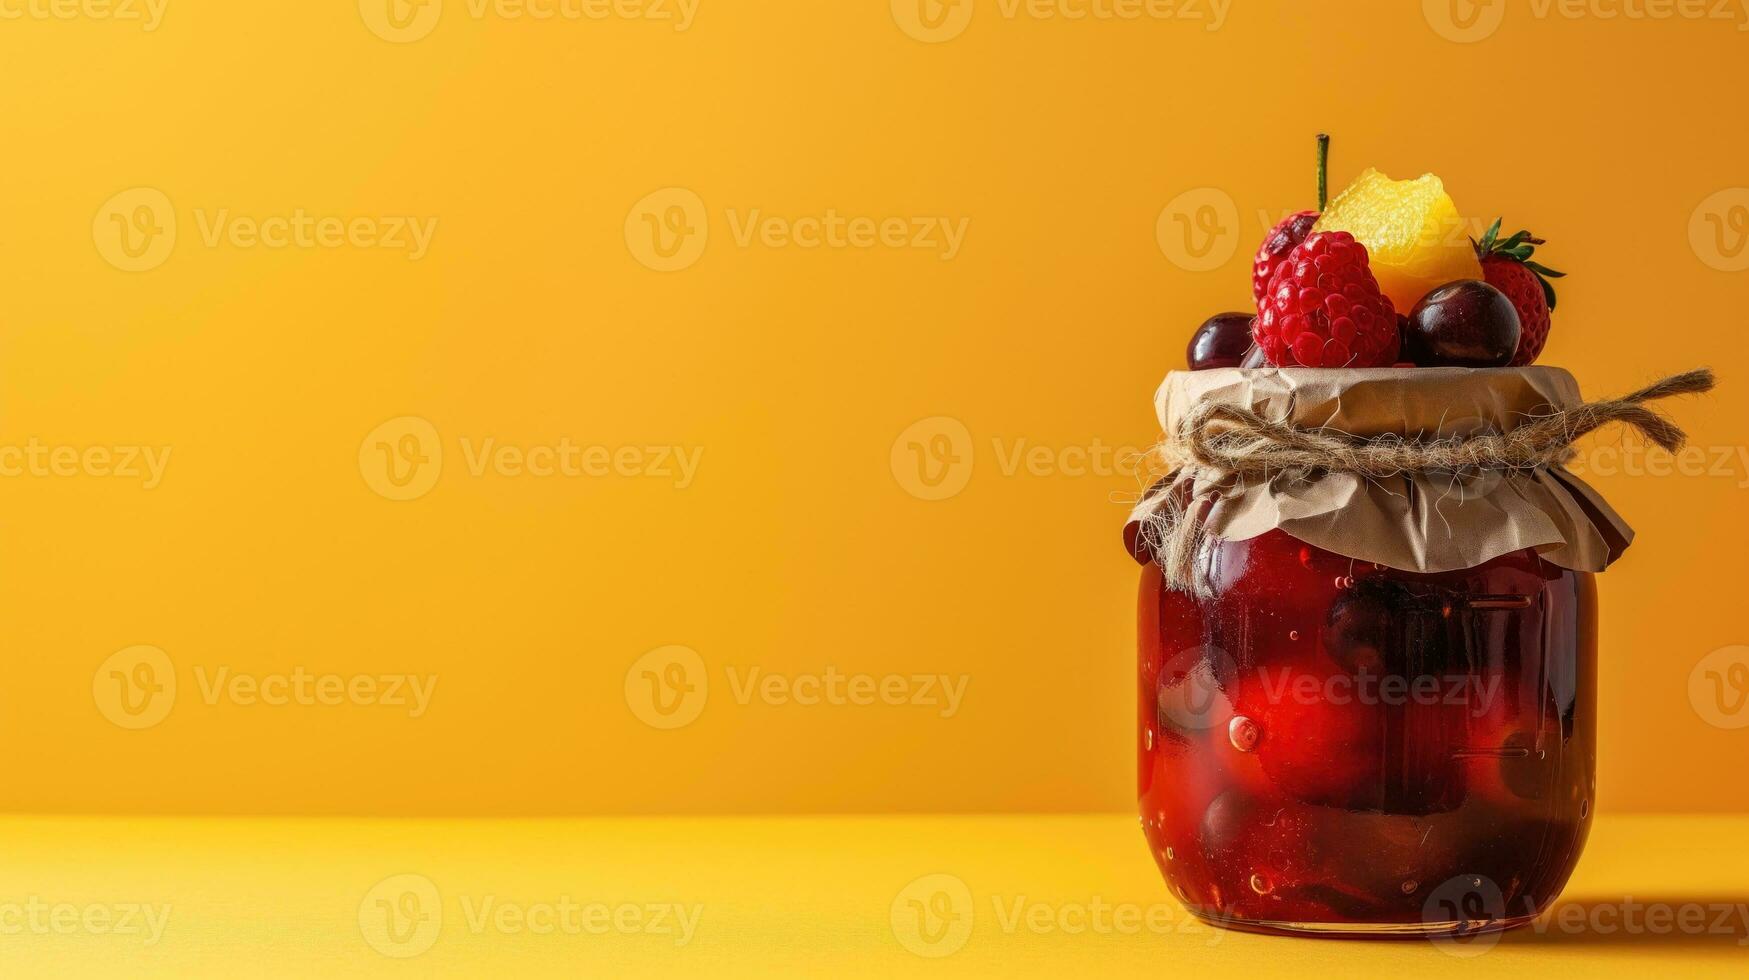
[{"left": 1124, "top": 366, "right": 1634, "bottom": 574}]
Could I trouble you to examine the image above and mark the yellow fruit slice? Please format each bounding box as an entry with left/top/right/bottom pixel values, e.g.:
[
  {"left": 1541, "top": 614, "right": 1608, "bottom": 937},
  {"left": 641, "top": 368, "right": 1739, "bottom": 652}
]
[{"left": 1312, "top": 168, "right": 1484, "bottom": 313}]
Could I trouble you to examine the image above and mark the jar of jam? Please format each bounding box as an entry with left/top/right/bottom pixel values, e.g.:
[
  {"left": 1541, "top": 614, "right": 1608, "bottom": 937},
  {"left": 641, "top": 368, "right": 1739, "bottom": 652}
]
[
  {"left": 1122, "top": 366, "right": 1689, "bottom": 938},
  {"left": 1138, "top": 530, "right": 1595, "bottom": 935}
]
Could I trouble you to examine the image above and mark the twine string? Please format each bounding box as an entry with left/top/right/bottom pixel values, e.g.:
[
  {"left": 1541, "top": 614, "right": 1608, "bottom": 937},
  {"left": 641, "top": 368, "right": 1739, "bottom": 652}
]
[{"left": 1142, "top": 368, "right": 1715, "bottom": 597}]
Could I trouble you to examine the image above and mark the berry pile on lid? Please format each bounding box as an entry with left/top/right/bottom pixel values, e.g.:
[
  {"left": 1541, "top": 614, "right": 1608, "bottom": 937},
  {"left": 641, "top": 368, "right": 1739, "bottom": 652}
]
[{"left": 1186, "top": 135, "right": 1564, "bottom": 372}]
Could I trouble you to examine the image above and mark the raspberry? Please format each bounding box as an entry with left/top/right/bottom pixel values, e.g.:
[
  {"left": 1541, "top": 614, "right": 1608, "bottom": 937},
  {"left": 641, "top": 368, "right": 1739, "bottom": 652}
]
[
  {"left": 1253, "top": 231, "right": 1399, "bottom": 368},
  {"left": 1251, "top": 210, "right": 1318, "bottom": 304}
]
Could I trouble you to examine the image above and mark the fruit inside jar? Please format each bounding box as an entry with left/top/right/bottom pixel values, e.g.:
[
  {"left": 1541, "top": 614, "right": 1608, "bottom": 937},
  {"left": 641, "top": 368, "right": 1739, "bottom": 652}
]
[{"left": 1138, "top": 529, "right": 1596, "bottom": 936}]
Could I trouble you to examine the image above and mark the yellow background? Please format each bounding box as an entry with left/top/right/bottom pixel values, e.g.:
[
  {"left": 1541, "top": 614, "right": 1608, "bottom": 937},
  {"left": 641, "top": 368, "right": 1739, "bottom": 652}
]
[{"left": 1, "top": 0, "right": 1746, "bottom": 818}]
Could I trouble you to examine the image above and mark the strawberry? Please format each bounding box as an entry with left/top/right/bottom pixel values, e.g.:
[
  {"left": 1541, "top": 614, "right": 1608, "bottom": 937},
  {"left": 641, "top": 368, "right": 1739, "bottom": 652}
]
[{"left": 1473, "top": 219, "right": 1565, "bottom": 366}]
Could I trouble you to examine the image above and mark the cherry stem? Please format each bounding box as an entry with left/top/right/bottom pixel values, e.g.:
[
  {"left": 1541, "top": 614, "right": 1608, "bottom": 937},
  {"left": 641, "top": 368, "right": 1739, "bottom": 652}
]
[{"left": 1316, "top": 133, "right": 1330, "bottom": 212}]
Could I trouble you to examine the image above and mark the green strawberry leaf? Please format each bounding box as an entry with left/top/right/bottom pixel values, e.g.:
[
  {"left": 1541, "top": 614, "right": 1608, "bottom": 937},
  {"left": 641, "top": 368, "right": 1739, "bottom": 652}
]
[{"left": 1478, "top": 222, "right": 1563, "bottom": 311}]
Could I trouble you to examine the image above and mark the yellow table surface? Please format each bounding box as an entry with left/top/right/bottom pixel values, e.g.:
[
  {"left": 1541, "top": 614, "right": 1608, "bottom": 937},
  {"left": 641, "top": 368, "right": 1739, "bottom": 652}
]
[{"left": 2, "top": 813, "right": 1744, "bottom": 977}]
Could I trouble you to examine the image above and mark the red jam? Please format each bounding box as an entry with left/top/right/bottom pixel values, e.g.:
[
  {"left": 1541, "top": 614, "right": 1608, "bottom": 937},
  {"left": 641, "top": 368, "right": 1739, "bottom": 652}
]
[{"left": 1139, "top": 530, "right": 1596, "bottom": 935}]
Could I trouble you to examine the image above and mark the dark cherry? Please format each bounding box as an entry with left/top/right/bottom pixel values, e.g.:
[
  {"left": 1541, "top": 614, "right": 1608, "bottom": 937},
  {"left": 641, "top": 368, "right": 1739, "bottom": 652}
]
[
  {"left": 1404, "top": 280, "right": 1522, "bottom": 368},
  {"left": 1187, "top": 312, "right": 1256, "bottom": 370},
  {"left": 1269, "top": 211, "right": 1319, "bottom": 252},
  {"left": 1240, "top": 345, "right": 1269, "bottom": 369}
]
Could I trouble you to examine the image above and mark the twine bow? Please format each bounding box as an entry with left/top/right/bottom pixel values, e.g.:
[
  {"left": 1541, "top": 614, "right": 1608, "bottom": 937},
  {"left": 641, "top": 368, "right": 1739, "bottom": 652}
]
[{"left": 1141, "top": 368, "right": 1716, "bottom": 597}]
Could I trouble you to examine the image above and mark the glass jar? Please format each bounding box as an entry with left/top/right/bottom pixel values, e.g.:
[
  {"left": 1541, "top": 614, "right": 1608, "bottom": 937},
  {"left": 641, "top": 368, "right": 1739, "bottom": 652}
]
[{"left": 1138, "top": 529, "right": 1596, "bottom": 937}]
